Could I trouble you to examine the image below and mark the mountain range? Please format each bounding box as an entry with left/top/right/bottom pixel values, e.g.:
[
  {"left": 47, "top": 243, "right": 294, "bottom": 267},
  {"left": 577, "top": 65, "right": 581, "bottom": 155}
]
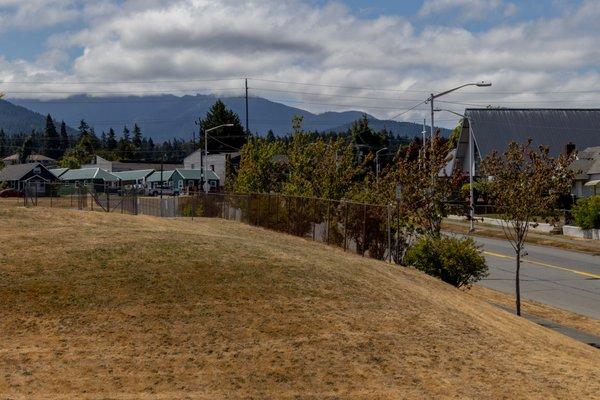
[{"left": 4, "top": 94, "right": 450, "bottom": 142}]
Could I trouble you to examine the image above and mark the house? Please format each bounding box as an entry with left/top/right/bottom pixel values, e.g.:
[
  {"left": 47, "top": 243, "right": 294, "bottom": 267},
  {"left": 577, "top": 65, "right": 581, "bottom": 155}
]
[
  {"left": 145, "top": 169, "right": 220, "bottom": 195},
  {"left": 450, "top": 108, "right": 600, "bottom": 177},
  {"left": 570, "top": 146, "right": 600, "bottom": 197},
  {"left": 113, "top": 169, "right": 154, "bottom": 189},
  {"left": 173, "top": 169, "right": 220, "bottom": 193},
  {"left": 2, "top": 153, "right": 57, "bottom": 167},
  {"left": 146, "top": 170, "right": 177, "bottom": 194},
  {"left": 83, "top": 155, "right": 181, "bottom": 172},
  {"left": 0, "top": 162, "right": 58, "bottom": 195},
  {"left": 183, "top": 151, "right": 240, "bottom": 189},
  {"left": 60, "top": 168, "right": 120, "bottom": 189},
  {"left": 49, "top": 167, "right": 69, "bottom": 179}
]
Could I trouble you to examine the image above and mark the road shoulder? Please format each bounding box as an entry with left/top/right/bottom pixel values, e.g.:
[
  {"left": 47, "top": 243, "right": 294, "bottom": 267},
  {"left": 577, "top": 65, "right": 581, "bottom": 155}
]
[
  {"left": 468, "top": 285, "right": 600, "bottom": 339},
  {"left": 443, "top": 219, "right": 600, "bottom": 255}
]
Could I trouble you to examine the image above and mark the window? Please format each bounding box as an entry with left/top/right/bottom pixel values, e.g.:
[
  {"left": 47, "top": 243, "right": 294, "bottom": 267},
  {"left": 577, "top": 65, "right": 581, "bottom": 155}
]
[
  {"left": 210, "top": 165, "right": 215, "bottom": 171},
  {"left": 191, "top": 164, "right": 195, "bottom": 169}
]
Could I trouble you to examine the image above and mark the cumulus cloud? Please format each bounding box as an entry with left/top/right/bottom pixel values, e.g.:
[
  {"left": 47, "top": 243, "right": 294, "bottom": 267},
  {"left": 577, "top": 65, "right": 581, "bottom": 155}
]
[{"left": 1, "top": 0, "right": 600, "bottom": 125}]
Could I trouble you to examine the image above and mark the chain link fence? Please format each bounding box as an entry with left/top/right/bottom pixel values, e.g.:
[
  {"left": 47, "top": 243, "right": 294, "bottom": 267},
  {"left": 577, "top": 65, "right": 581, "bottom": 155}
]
[{"left": 10, "top": 183, "right": 427, "bottom": 263}]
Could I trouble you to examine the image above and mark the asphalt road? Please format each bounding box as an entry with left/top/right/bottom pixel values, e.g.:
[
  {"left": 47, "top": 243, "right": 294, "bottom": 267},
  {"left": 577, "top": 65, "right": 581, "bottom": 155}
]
[{"left": 463, "top": 235, "right": 600, "bottom": 319}]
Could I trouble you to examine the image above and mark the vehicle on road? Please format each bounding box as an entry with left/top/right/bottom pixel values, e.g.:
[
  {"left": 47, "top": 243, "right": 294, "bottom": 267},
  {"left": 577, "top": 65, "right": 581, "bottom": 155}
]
[
  {"left": 0, "top": 188, "right": 23, "bottom": 198},
  {"left": 147, "top": 187, "right": 179, "bottom": 196}
]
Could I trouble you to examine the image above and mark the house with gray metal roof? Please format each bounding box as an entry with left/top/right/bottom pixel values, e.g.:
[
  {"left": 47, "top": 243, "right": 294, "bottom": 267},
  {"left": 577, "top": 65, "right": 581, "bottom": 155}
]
[
  {"left": 0, "top": 162, "right": 58, "bottom": 195},
  {"left": 2, "top": 153, "right": 57, "bottom": 167},
  {"left": 145, "top": 169, "right": 220, "bottom": 195},
  {"left": 571, "top": 147, "right": 600, "bottom": 197},
  {"left": 113, "top": 169, "right": 154, "bottom": 188},
  {"left": 49, "top": 167, "right": 69, "bottom": 178},
  {"left": 449, "top": 108, "right": 600, "bottom": 197},
  {"left": 60, "top": 168, "right": 119, "bottom": 187},
  {"left": 174, "top": 169, "right": 220, "bottom": 193},
  {"left": 451, "top": 108, "right": 600, "bottom": 176}
]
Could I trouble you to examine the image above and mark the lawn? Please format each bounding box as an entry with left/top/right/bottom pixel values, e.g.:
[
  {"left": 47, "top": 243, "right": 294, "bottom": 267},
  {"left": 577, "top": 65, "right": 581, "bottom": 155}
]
[{"left": 1, "top": 206, "right": 599, "bottom": 399}]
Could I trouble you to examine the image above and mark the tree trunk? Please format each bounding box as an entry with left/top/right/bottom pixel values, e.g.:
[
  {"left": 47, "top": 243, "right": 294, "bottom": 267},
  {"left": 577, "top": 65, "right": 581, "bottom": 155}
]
[{"left": 515, "top": 247, "right": 521, "bottom": 316}]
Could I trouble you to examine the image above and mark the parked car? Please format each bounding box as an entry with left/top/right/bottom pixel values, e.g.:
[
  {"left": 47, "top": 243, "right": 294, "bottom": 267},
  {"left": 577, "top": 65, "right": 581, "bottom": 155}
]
[
  {"left": 0, "top": 188, "right": 23, "bottom": 198},
  {"left": 148, "top": 187, "right": 179, "bottom": 196}
]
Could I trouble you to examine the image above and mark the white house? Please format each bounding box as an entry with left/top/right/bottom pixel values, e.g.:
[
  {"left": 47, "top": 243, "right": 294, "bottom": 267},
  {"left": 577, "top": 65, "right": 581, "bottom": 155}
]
[{"left": 183, "top": 151, "right": 240, "bottom": 189}]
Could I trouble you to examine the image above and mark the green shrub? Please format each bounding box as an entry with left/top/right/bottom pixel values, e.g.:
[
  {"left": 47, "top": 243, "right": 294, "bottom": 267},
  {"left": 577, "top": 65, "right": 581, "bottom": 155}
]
[
  {"left": 404, "top": 235, "right": 488, "bottom": 288},
  {"left": 573, "top": 196, "right": 600, "bottom": 230}
]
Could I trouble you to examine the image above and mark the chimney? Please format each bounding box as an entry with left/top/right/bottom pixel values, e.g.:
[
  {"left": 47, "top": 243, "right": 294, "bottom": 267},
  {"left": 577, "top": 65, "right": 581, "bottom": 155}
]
[{"left": 565, "top": 142, "right": 576, "bottom": 156}]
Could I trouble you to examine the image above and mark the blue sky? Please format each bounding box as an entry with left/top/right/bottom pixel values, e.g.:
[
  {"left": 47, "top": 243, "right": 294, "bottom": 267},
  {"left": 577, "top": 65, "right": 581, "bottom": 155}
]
[{"left": 0, "top": 0, "right": 599, "bottom": 125}]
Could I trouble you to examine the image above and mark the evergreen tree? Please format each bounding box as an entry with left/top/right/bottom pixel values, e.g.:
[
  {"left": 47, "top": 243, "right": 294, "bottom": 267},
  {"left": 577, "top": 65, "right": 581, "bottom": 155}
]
[
  {"left": 100, "top": 131, "right": 107, "bottom": 149},
  {"left": 266, "top": 129, "right": 276, "bottom": 142},
  {"left": 43, "top": 114, "right": 60, "bottom": 159},
  {"left": 118, "top": 125, "right": 134, "bottom": 160},
  {"left": 132, "top": 123, "right": 143, "bottom": 150},
  {"left": 200, "top": 99, "right": 247, "bottom": 153},
  {"left": 106, "top": 128, "right": 117, "bottom": 151},
  {"left": 59, "top": 121, "right": 69, "bottom": 155},
  {"left": 19, "top": 135, "right": 35, "bottom": 163},
  {"left": 349, "top": 115, "right": 387, "bottom": 150},
  {"left": 148, "top": 137, "right": 155, "bottom": 158},
  {"left": 78, "top": 119, "right": 90, "bottom": 140},
  {"left": 0, "top": 128, "right": 6, "bottom": 158}
]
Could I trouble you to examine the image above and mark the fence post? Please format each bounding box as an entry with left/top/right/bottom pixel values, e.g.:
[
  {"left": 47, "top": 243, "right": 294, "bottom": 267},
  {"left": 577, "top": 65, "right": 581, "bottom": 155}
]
[
  {"left": 387, "top": 203, "right": 392, "bottom": 263},
  {"left": 312, "top": 198, "right": 316, "bottom": 241},
  {"left": 326, "top": 200, "right": 331, "bottom": 243},
  {"left": 287, "top": 196, "right": 291, "bottom": 234},
  {"left": 106, "top": 187, "right": 110, "bottom": 213},
  {"left": 361, "top": 203, "right": 367, "bottom": 256},
  {"left": 343, "top": 201, "right": 348, "bottom": 251}
]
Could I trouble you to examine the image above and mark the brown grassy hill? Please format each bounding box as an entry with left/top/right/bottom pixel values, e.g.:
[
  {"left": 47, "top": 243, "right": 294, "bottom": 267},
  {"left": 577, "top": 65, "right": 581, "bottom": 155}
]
[{"left": 0, "top": 206, "right": 599, "bottom": 399}]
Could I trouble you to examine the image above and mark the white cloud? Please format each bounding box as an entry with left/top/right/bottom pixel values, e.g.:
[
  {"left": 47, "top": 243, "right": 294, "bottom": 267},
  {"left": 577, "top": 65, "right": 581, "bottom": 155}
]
[
  {"left": 419, "top": 0, "right": 516, "bottom": 21},
  {"left": 1, "top": 0, "right": 600, "bottom": 126}
]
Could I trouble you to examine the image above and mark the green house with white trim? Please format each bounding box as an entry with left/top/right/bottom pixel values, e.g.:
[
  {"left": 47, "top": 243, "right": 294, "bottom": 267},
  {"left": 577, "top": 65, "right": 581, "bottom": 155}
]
[
  {"left": 113, "top": 169, "right": 154, "bottom": 189},
  {"left": 60, "top": 168, "right": 120, "bottom": 190}
]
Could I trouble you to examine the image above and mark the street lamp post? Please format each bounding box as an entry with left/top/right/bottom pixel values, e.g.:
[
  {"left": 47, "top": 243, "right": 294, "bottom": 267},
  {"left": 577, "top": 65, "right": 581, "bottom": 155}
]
[
  {"left": 428, "top": 82, "right": 491, "bottom": 150},
  {"left": 375, "top": 147, "right": 388, "bottom": 181},
  {"left": 434, "top": 108, "right": 478, "bottom": 232},
  {"left": 201, "top": 124, "right": 234, "bottom": 193}
]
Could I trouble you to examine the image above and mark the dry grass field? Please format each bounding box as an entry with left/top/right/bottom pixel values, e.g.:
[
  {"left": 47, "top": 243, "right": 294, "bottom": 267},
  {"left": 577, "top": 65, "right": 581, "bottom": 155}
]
[{"left": 1, "top": 205, "right": 599, "bottom": 399}]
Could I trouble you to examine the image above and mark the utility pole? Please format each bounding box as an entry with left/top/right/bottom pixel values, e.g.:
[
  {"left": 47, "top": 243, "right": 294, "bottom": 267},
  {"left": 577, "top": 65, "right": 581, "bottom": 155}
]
[
  {"left": 160, "top": 154, "right": 164, "bottom": 200},
  {"left": 245, "top": 78, "right": 249, "bottom": 135},
  {"left": 430, "top": 93, "right": 435, "bottom": 151}
]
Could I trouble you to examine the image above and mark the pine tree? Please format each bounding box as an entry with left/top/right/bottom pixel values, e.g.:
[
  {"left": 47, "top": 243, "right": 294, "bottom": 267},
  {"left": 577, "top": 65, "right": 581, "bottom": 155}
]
[
  {"left": 59, "top": 121, "right": 69, "bottom": 156},
  {"left": 106, "top": 128, "right": 117, "bottom": 151},
  {"left": 100, "top": 131, "right": 107, "bottom": 149},
  {"left": 132, "top": 123, "right": 143, "bottom": 150},
  {"left": 78, "top": 119, "right": 90, "bottom": 140},
  {"left": 118, "top": 125, "right": 134, "bottom": 160},
  {"left": 19, "top": 135, "right": 35, "bottom": 164},
  {"left": 0, "top": 128, "right": 6, "bottom": 158},
  {"left": 43, "top": 114, "right": 60, "bottom": 160},
  {"left": 200, "top": 99, "right": 247, "bottom": 153}
]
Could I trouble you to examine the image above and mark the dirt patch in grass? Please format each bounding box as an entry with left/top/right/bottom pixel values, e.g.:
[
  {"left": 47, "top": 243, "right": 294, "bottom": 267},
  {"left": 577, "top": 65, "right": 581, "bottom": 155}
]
[{"left": 1, "top": 206, "right": 599, "bottom": 399}]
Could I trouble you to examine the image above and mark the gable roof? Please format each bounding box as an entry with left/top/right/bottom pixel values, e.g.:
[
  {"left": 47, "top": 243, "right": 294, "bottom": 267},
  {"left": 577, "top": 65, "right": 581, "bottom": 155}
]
[
  {"left": 112, "top": 169, "right": 155, "bottom": 181},
  {"left": 2, "top": 154, "right": 56, "bottom": 162},
  {"left": 146, "top": 170, "right": 176, "bottom": 183},
  {"left": 49, "top": 167, "right": 69, "bottom": 178},
  {"left": 60, "top": 168, "right": 119, "bottom": 182},
  {"left": 0, "top": 163, "right": 52, "bottom": 181},
  {"left": 465, "top": 108, "right": 600, "bottom": 157},
  {"left": 176, "top": 169, "right": 220, "bottom": 181}
]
